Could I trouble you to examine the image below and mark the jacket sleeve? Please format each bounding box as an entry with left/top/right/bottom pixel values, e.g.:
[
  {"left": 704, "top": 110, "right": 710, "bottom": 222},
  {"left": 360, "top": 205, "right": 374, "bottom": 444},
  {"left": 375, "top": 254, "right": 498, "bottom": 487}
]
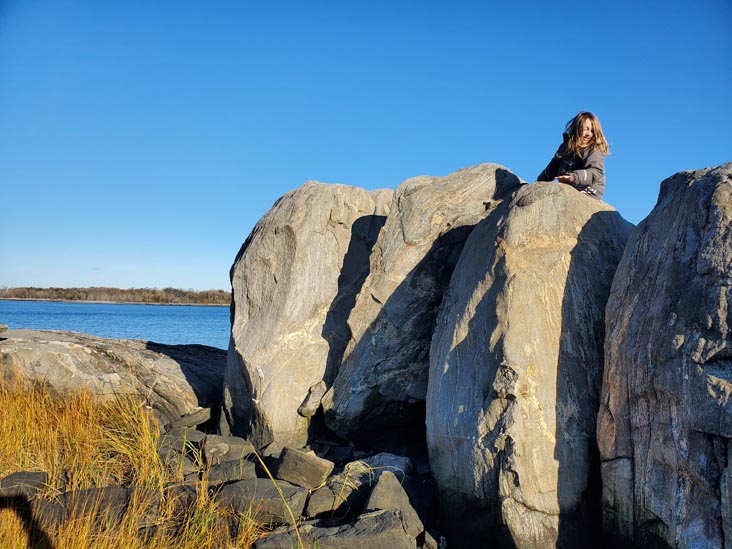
[
  {"left": 537, "top": 145, "right": 563, "bottom": 181},
  {"left": 569, "top": 148, "right": 605, "bottom": 187}
]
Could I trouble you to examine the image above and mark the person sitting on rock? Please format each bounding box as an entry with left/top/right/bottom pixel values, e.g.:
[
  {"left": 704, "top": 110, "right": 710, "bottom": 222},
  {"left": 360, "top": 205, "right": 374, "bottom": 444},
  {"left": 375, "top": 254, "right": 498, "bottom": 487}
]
[{"left": 537, "top": 111, "right": 610, "bottom": 200}]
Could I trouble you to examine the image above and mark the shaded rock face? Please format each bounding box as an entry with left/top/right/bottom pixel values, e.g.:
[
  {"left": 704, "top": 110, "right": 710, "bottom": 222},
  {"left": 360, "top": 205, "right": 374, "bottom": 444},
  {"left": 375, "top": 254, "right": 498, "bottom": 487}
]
[
  {"left": 0, "top": 329, "right": 225, "bottom": 429},
  {"left": 597, "top": 163, "right": 732, "bottom": 548},
  {"left": 323, "top": 164, "right": 523, "bottom": 450},
  {"left": 426, "top": 182, "right": 633, "bottom": 548},
  {"left": 223, "top": 182, "right": 392, "bottom": 449}
]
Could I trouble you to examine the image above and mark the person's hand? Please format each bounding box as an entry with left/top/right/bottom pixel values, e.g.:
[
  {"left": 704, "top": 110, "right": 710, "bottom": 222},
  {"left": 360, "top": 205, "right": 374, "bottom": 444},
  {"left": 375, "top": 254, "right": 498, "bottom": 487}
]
[{"left": 556, "top": 175, "right": 573, "bottom": 184}]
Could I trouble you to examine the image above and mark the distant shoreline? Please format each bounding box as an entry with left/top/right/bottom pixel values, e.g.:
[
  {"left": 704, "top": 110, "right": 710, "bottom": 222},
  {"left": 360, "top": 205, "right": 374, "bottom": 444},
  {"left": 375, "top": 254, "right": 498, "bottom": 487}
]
[{"left": 0, "top": 297, "right": 229, "bottom": 307}]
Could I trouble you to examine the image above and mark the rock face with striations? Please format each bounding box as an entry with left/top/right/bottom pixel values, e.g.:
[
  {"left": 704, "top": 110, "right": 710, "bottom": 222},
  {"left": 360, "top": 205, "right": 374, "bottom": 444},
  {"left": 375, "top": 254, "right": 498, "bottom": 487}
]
[
  {"left": 223, "top": 181, "right": 392, "bottom": 449},
  {"left": 322, "top": 164, "right": 523, "bottom": 450},
  {"left": 426, "top": 182, "right": 633, "bottom": 547},
  {"left": 597, "top": 163, "right": 732, "bottom": 547},
  {"left": 0, "top": 329, "right": 226, "bottom": 428}
]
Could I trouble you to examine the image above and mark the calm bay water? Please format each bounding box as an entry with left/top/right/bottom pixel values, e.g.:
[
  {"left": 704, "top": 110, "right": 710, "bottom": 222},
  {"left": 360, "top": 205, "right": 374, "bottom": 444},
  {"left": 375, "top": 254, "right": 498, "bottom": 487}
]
[{"left": 0, "top": 300, "right": 231, "bottom": 350}]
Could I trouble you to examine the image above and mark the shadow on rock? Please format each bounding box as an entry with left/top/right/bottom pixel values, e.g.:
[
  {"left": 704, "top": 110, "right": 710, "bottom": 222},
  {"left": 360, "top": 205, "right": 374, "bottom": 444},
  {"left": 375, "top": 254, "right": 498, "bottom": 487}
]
[{"left": 554, "top": 211, "right": 629, "bottom": 548}]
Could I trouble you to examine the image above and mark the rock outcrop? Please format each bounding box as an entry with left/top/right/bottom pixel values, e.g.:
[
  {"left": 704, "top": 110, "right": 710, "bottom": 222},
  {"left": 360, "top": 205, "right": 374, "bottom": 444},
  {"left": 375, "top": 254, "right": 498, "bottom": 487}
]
[
  {"left": 597, "top": 163, "right": 732, "bottom": 547},
  {"left": 426, "top": 182, "right": 633, "bottom": 547},
  {"left": 223, "top": 182, "right": 392, "bottom": 449},
  {"left": 0, "top": 329, "right": 225, "bottom": 428},
  {"left": 11, "top": 161, "right": 729, "bottom": 547},
  {"left": 322, "top": 164, "right": 523, "bottom": 450}
]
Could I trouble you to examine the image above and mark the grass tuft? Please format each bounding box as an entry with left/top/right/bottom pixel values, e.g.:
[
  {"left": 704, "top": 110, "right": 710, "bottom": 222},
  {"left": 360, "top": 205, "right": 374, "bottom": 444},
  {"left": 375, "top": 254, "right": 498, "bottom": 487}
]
[{"left": 0, "top": 376, "right": 265, "bottom": 548}]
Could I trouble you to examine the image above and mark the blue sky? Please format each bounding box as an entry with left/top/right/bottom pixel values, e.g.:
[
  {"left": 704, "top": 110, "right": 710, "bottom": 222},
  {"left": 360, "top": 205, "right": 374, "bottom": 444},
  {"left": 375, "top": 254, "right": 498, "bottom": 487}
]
[{"left": 2, "top": 1, "right": 730, "bottom": 291}]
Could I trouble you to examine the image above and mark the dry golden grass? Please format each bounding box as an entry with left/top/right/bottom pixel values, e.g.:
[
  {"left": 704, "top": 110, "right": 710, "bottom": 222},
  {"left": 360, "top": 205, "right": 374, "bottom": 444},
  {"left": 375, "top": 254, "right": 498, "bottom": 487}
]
[{"left": 0, "top": 377, "right": 265, "bottom": 548}]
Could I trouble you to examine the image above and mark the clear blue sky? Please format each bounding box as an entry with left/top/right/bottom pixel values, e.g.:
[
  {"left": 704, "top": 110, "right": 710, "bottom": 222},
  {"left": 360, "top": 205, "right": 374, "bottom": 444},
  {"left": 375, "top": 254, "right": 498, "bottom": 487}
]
[{"left": 2, "top": 1, "right": 730, "bottom": 291}]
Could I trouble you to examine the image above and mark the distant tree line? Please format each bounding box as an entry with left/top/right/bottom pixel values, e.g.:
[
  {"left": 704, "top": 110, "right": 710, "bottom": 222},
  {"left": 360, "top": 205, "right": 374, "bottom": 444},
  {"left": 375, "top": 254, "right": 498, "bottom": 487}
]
[{"left": 0, "top": 286, "right": 231, "bottom": 306}]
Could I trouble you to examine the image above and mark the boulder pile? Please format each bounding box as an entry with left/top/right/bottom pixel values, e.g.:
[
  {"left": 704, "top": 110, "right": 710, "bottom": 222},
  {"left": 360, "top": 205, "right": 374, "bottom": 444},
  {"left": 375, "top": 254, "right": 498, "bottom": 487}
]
[
  {"left": 4, "top": 161, "right": 731, "bottom": 548},
  {"left": 1, "top": 431, "right": 437, "bottom": 548}
]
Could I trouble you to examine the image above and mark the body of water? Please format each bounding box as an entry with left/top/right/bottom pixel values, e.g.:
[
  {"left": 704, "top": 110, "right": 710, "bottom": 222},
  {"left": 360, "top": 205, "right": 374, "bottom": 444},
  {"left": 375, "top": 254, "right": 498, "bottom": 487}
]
[{"left": 0, "top": 300, "right": 231, "bottom": 350}]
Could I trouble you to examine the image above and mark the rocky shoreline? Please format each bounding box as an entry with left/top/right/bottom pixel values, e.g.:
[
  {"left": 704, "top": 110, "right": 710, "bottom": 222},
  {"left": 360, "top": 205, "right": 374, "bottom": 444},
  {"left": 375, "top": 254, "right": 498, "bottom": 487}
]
[{"left": 2, "top": 161, "right": 731, "bottom": 548}]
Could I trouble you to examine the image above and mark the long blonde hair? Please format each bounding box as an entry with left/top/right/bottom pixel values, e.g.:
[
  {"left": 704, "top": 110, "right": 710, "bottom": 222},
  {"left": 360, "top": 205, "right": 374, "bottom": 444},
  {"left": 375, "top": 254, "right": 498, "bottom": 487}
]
[{"left": 564, "top": 112, "right": 610, "bottom": 157}]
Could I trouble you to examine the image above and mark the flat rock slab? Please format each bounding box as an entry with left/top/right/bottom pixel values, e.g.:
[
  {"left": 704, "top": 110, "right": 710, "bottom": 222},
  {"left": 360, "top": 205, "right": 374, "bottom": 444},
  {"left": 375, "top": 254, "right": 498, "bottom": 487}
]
[
  {"left": 201, "top": 434, "right": 255, "bottom": 465},
  {"left": 254, "top": 509, "right": 416, "bottom": 549},
  {"left": 0, "top": 471, "right": 49, "bottom": 498},
  {"left": 207, "top": 459, "right": 257, "bottom": 483},
  {"left": 0, "top": 329, "right": 226, "bottom": 428},
  {"left": 62, "top": 486, "right": 132, "bottom": 526},
  {"left": 275, "top": 447, "right": 334, "bottom": 489},
  {"left": 214, "top": 478, "right": 308, "bottom": 526}
]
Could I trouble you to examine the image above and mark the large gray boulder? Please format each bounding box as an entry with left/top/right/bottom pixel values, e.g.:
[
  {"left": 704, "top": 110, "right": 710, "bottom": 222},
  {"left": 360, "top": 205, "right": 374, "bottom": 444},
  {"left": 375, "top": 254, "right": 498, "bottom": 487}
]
[
  {"left": 223, "top": 182, "right": 392, "bottom": 449},
  {"left": 427, "top": 182, "right": 633, "bottom": 547},
  {"left": 597, "top": 163, "right": 732, "bottom": 548},
  {"left": 0, "top": 329, "right": 225, "bottom": 428},
  {"left": 323, "top": 164, "right": 523, "bottom": 448}
]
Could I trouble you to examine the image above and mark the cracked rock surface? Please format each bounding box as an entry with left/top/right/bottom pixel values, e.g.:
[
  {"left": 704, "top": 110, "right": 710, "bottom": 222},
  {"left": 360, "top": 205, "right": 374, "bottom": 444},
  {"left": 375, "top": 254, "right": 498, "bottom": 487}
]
[{"left": 598, "top": 163, "right": 732, "bottom": 548}]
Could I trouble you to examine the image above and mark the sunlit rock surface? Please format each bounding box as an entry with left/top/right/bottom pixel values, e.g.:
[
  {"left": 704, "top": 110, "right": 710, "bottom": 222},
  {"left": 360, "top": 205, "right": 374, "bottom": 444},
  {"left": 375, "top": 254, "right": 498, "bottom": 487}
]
[
  {"left": 323, "top": 163, "right": 523, "bottom": 451},
  {"left": 598, "top": 163, "right": 732, "bottom": 547},
  {"left": 0, "top": 329, "right": 225, "bottom": 428},
  {"left": 427, "top": 182, "right": 632, "bottom": 547},
  {"left": 223, "top": 181, "right": 392, "bottom": 448}
]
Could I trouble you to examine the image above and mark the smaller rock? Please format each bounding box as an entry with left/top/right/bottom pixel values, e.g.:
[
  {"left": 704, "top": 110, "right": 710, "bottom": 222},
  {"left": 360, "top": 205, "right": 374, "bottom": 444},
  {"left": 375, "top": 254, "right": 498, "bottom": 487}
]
[
  {"left": 207, "top": 458, "right": 257, "bottom": 483},
  {"left": 364, "top": 471, "right": 423, "bottom": 538},
  {"left": 254, "top": 509, "right": 416, "bottom": 548},
  {"left": 0, "top": 471, "right": 49, "bottom": 498},
  {"left": 158, "top": 427, "right": 206, "bottom": 456},
  {"left": 158, "top": 428, "right": 206, "bottom": 474},
  {"left": 165, "top": 482, "right": 210, "bottom": 517},
  {"left": 215, "top": 478, "right": 308, "bottom": 526},
  {"left": 0, "top": 324, "right": 7, "bottom": 333},
  {"left": 167, "top": 407, "right": 212, "bottom": 429},
  {"left": 305, "top": 460, "right": 376, "bottom": 520},
  {"left": 201, "top": 434, "right": 255, "bottom": 465},
  {"left": 62, "top": 486, "right": 131, "bottom": 527},
  {"left": 31, "top": 498, "right": 67, "bottom": 532},
  {"left": 298, "top": 381, "right": 327, "bottom": 417},
  {"left": 275, "top": 447, "right": 334, "bottom": 489}
]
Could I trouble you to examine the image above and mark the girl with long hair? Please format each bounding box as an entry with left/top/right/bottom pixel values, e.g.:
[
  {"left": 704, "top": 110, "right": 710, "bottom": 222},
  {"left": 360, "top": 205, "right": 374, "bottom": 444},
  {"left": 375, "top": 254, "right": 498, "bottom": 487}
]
[{"left": 537, "top": 112, "right": 610, "bottom": 199}]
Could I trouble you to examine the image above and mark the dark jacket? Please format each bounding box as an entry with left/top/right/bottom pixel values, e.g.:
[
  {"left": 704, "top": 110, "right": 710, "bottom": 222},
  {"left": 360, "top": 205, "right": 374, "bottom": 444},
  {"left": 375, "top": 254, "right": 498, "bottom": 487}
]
[{"left": 537, "top": 133, "right": 606, "bottom": 199}]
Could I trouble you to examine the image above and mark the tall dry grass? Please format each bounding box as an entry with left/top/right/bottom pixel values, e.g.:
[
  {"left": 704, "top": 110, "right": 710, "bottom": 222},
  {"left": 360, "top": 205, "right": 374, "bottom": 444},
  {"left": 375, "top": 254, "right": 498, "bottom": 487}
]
[{"left": 0, "top": 377, "right": 264, "bottom": 548}]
